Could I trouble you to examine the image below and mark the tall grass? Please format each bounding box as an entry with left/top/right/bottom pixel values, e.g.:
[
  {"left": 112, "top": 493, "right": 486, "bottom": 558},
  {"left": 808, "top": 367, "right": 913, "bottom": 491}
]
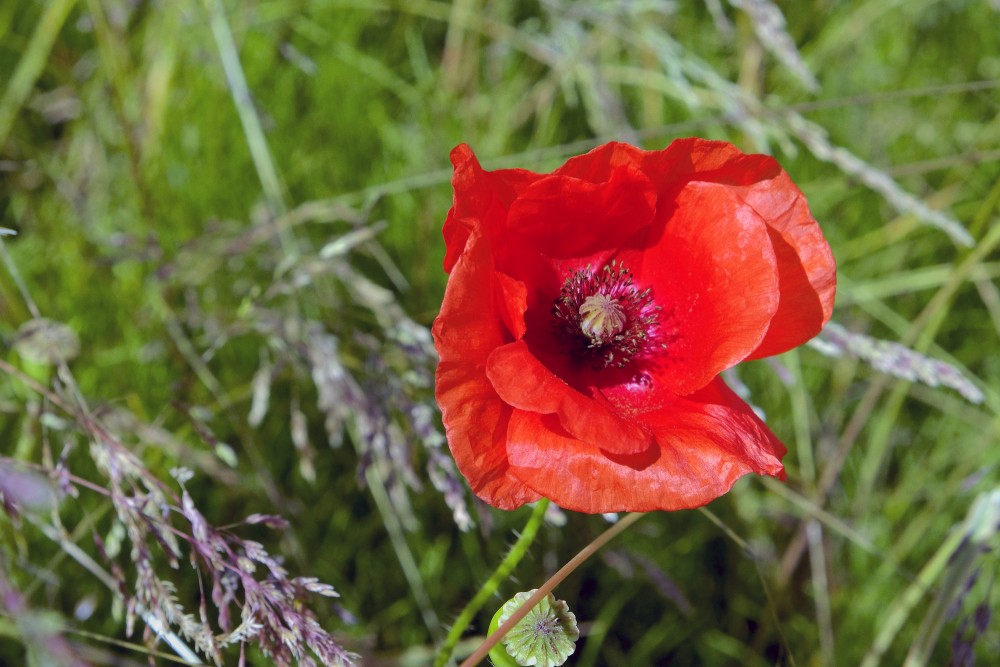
[{"left": 1, "top": 0, "right": 997, "bottom": 665}]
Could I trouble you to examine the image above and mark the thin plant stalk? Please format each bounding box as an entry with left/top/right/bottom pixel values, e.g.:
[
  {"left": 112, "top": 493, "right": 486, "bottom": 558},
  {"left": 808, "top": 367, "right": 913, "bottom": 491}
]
[
  {"left": 0, "top": 0, "right": 77, "bottom": 146},
  {"left": 459, "top": 511, "right": 645, "bottom": 667},
  {"left": 433, "top": 498, "right": 551, "bottom": 667}
]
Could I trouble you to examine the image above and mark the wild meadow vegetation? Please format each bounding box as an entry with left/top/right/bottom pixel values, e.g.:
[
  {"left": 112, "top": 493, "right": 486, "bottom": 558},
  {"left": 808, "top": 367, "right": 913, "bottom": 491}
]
[{"left": 1, "top": 0, "right": 998, "bottom": 665}]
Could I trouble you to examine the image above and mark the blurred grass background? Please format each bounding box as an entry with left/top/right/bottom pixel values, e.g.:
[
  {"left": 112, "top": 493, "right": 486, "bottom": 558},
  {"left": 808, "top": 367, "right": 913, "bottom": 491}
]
[{"left": 1, "top": 0, "right": 998, "bottom": 665}]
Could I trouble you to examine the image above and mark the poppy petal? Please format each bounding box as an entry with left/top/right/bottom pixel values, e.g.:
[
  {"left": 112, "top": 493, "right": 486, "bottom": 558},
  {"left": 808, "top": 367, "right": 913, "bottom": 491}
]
[
  {"left": 738, "top": 176, "right": 836, "bottom": 358},
  {"left": 437, "top": 361, "right": 540, "bottom": 509},
  {"left": 648, "top": 138, "right": 782, "bottom": 187},
  {"left": 553, "top": 142, "right": 646, "bottom": 183},
  {"left": 505, "top": 378, "right": 785, "bottom": 513},
  {"left": 444, "top": 144, "right": 540, "bottom": 273},
  {"left": 433, "top": 229, "right": 539, "bottom": 507},
  {"left": 486, "top": 341, "right": 654, "bottom": 455},
  {"left": 622, "top": 181, "right": 780, "bottom": 395},
  {"left": 494, "top": 271, "right": 528, "bottom": 341},
  {"left": 505, "top": 166, "right": 656, "bottom": 260},
  {"left": 433, "top": 229, "right": 505, "bottom": 362},
  {"left": 639, "top": 138, "right": 836, "bottom": 357}
]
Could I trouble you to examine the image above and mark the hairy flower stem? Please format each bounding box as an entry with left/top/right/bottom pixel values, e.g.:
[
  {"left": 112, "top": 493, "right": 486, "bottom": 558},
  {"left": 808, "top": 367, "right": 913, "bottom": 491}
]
[
  {"left": 434, "top": 499, "right": 551, "bottom": 667},
  {"left": 459, "top": 511, "right": 645, "bottom": 667}
]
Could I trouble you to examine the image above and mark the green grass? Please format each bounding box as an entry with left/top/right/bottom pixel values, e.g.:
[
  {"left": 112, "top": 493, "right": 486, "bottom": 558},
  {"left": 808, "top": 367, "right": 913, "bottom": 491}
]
[{"left": 1, "top": 0, "right": 998, "bottom": 665}]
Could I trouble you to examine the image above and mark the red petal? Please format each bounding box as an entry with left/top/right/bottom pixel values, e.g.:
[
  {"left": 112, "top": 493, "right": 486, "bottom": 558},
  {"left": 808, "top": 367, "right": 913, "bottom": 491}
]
[
  {"left": 505, "top": 378, "right": 785, "bottom": 513},
  {"left": 494, "top": 272, "right": 528, "bottom": 341},
  {"left": 437, "top": 362, "right": 540, "bottom": 509},
  {"left": 504, "top": 165, "right": 656, "bottom": 260},
  {"left": 738, "top": 175, "right": 836, "bottom": 358},
  {"left": 641, "top": 138, "right": 783, "bottom": 187},
  {"left": 621, "top": 181, "right": 780, "bottom": 395},
  {"left": 433, "top": 229, "right": 539, "bottom": 508},
  {"left": 434, "top": 229, "right": 504, "bottom": 363},
  {"left": 639, "top": 138, "right": 836, "bottom": 357},
  {"left": 442, "top": 145, "right": 487, "bottom": 274},
  {"left": 485, "top": 341, "right": 654, "bottom": 455},
  {"left": 444, "top": 144, "right": 540, "bottom": 273},
  {"left": 553, "top": 142, "right": 647, "bottom": 182}
]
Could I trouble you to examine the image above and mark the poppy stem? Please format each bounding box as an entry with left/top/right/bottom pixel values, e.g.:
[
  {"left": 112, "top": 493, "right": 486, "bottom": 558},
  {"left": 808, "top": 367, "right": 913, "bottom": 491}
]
[
  {"left": 433, "top": 498, "right": 552, "bottom": 667},
  {"left": 459, "top": 511, "right": 646, "bottom": 667}
]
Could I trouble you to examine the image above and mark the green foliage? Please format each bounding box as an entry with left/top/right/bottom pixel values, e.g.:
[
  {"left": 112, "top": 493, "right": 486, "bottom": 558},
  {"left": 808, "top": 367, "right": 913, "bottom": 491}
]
[{"left": 1, "top": 0, "right": 998, "bottom": 665}]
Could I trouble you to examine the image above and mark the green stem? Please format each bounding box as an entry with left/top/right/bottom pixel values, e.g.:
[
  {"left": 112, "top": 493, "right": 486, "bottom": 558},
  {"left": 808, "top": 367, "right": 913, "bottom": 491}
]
[
  {"left": 203, "top": 0, "right": 298, "bottom": 261},
  {"left": 0, "top": 0, "right": 77, "bottom": 148},
  {"left": 459, "top": 511, "right": 645, "bottom": 667},
  {"left": 434, "top": 498, "right": 551, "bottom": 667}
]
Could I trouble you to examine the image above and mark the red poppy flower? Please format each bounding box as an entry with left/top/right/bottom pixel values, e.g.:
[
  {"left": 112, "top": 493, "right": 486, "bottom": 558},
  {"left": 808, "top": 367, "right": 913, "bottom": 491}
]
[{"left": 432, "top": 139, "right": 835, "bottom": 513}]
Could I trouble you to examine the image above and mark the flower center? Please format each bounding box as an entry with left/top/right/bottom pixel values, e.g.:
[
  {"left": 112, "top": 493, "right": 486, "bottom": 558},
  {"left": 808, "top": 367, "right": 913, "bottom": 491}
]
[
  {"left": 552, "top": 261, "right": 661, "bottom": 369},
  {"left": 578, "top": 294, "right": 626, "bottom": 345}
]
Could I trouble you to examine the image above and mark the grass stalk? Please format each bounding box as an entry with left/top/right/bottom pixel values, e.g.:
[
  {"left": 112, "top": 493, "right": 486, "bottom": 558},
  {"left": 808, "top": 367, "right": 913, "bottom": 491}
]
[
  {"left": 0, "top": 0, "right": 76, "bottom": 147},
  {"left": 435, "top": 499, "right": 552, "bottom": 667},
  {"left": 456, "top": 510, "right": 644, "bottom": 667}
]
